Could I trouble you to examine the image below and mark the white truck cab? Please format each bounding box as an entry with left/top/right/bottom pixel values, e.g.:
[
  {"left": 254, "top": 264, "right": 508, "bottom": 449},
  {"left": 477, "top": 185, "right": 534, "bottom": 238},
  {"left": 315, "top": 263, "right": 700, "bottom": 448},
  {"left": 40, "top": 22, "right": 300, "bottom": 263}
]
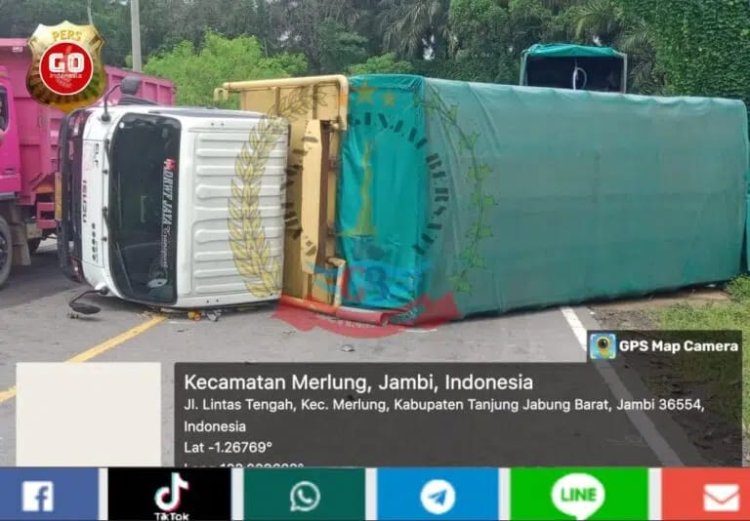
[{"left": 58, "top": 104, "right": 288, "bottom": 310}]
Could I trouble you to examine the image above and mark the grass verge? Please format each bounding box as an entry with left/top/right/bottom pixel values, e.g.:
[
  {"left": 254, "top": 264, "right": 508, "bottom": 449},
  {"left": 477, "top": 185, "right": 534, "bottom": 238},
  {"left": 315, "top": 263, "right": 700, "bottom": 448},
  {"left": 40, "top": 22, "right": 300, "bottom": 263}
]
[{"left": 657, "top": 276, "right": 750, "bottom": 432}]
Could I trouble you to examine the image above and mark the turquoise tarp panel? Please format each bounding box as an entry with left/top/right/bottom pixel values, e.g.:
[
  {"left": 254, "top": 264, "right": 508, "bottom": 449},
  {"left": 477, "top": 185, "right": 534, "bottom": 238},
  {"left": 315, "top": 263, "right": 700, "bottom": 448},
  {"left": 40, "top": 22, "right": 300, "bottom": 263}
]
[
  {"left": 338, "top": 74, "right": 750, "bottom": 319},
  {"left": 338, "top": 75, "right": 428, "bottom": 308}
]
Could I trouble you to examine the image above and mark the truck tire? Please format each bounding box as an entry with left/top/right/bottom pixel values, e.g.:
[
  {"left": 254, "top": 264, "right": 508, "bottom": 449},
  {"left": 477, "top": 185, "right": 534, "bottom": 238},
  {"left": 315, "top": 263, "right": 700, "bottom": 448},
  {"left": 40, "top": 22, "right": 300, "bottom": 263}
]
[
  {"left": 28, "top": 238, "right": 41, "bottom": 254},
  {"left": 0, "top": 216, "right": 12, "bottom": 288}
]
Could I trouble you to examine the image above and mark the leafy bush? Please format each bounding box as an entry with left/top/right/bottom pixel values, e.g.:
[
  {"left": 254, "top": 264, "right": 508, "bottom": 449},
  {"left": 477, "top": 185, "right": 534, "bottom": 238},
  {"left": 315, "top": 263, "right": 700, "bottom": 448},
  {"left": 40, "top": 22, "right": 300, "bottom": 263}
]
[
  {"left": 144, "top": 32, "right": 307, "bottom": 107},
  {"left": 347, "top": 53, "right": 414, "bottom": 75}
]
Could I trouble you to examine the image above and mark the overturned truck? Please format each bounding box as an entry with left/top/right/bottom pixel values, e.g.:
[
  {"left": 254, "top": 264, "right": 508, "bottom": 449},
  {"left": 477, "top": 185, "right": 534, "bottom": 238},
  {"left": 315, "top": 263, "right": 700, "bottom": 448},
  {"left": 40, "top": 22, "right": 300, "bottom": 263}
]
[{"left": 213, "top": 74, "right": 749, "bottom": 323}]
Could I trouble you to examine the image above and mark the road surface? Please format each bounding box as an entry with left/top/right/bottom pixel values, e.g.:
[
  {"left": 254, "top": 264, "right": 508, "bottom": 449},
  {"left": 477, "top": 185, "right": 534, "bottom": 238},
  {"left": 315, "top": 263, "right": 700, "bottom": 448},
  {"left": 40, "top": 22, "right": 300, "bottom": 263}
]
[{"left": 0, "top": 241, "right": 704, "bottom": 467}]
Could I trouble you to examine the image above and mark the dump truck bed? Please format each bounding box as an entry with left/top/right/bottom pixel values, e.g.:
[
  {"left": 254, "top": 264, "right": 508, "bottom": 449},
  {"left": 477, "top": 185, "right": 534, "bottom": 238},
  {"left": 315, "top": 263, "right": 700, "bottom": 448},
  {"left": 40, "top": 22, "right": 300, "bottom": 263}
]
[{"left": 219, "top": 74, "right": 750, "bottom": 323}]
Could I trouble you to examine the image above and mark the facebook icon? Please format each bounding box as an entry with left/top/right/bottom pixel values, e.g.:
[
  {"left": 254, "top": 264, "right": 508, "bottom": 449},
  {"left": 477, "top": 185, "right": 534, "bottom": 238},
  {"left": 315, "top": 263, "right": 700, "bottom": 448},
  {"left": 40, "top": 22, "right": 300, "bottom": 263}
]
[
  {"left": 22, "top": 481, "right": 54, "bottom": 512},
  {"left": 0, "top": 469, "right": 97, "bottom": 520}
]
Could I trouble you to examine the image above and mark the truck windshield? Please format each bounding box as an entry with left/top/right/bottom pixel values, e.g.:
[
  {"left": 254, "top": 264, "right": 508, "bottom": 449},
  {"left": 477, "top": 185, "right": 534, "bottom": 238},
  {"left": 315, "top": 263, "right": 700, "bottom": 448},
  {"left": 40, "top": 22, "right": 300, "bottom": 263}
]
[{"left": 108, "top": 114, "right": 180, "bottom": 304}]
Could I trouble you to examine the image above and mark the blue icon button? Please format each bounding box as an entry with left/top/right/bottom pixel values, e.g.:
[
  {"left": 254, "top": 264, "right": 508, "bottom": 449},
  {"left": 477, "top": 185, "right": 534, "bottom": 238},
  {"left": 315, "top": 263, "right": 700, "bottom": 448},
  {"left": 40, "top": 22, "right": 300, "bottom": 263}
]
[
  {"left": 376, "top": 468, "right": 499, "bottom": 520},
  {"left": 0, "top": 468, "right": 98, "bottom": 520}
]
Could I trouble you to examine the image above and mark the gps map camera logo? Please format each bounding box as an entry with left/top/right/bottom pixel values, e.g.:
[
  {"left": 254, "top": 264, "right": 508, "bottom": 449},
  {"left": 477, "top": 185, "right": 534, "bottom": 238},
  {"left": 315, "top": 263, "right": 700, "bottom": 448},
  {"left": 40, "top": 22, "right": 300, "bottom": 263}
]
[
  {"left": 26, "top": 21, "right": 106, "bottom": 112},
  {"left": 589, "top": 332, "right": 618, "bottom": 360}
]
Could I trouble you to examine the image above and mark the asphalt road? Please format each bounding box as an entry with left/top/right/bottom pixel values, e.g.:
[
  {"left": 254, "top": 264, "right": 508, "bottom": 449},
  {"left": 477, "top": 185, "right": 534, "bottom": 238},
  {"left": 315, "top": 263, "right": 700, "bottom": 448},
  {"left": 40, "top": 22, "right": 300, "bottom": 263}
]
[{"left": 0, "top": 241, "right": 705, "bottom": 467}]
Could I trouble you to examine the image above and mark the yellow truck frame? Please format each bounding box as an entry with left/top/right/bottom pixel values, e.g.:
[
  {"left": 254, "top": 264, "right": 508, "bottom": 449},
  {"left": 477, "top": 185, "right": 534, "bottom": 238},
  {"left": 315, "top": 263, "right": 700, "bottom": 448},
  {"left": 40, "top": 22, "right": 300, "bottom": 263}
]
[{"left": 215, "top": 75, "right": 351, "bottom": 313}]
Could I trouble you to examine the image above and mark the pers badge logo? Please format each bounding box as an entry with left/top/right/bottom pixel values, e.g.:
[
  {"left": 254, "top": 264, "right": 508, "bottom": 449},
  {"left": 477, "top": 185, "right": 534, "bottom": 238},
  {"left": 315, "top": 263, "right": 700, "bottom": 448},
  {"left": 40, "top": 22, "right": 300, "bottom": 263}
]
[{"left": 26, "top": 21, "right": 106, "bottom": 113}]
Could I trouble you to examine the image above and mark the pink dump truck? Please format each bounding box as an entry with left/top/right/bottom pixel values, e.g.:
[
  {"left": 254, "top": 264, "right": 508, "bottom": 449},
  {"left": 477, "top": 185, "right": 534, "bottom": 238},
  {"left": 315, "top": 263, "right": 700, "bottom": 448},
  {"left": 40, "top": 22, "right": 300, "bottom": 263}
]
[{"left": 0, "top": 38, "right": 175, "bottom": 286}]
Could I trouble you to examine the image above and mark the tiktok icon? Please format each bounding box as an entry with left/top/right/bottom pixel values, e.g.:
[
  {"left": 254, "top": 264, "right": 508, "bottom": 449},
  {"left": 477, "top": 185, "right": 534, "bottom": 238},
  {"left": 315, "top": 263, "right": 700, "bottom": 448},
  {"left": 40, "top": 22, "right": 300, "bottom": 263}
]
[
  {"left": 155, "top": 472, "right": 190, "bottom": 512},
  {"left": 108, "top": 468, "right": 230, "bottom": 520}
]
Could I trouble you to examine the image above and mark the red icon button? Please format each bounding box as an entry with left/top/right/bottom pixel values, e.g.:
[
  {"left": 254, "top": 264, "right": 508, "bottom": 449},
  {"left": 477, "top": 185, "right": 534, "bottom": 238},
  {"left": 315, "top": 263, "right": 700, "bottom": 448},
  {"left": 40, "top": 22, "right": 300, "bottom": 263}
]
[{"left": 662, "top": 468, "right": 750, "bottom": 520}]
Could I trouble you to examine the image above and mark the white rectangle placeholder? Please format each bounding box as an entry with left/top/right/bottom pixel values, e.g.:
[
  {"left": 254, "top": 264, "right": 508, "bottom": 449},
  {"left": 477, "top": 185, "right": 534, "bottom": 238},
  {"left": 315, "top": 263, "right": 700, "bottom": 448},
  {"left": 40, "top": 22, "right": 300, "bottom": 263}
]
[{"left": 16, "top": 362, "right": 161, "bottom": 466}]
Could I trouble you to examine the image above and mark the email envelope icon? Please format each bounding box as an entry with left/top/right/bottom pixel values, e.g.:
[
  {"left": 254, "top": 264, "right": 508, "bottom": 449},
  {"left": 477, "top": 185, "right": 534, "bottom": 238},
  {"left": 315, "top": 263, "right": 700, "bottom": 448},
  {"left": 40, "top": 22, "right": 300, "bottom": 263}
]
[{"left": 704, "top": 484, "right": 740, "bottom": 512}]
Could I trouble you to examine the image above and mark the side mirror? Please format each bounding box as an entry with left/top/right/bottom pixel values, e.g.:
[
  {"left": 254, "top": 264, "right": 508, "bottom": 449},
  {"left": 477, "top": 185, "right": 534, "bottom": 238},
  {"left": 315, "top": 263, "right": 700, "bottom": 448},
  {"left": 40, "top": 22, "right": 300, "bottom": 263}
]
[
  {"left": 70, "top": 301, "right": 101, "bottom": 315},
  {"left": 100, "top": 76, "right": 142, "bottom": 122},
  {"left": 68, "top": 286, "right": 109, "bottom": 315},
  {"left": 120, "top": 76, "right": 141, "bottom": 96}
]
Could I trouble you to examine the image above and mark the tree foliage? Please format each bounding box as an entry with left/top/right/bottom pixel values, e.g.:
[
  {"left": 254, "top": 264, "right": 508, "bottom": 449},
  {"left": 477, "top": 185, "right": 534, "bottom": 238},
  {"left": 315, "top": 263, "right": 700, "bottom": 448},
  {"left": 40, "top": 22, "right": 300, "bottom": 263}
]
[
  {"left": 378, "top": 0, "right": 451, "bottom": 59},
  {"left": 573, "top": 0, "right": 662, "bottom": 93},
  {"left": 143, "top": 32, "right": 306, "bottom": 107},
  {"left": 618, "top": 0, "right": 750, "bottom": 104},
  {"left": 0, "top": 0, "right": 139, "bottom": 65},
  {"left": 448, "top": 0, "right": 580, "bottom": 83},
  {"left": 347, "top": 53, "right": 414, "bottom": 75},
  {"left": 2, "top": 0, "right": 749, "bottom": 106}
]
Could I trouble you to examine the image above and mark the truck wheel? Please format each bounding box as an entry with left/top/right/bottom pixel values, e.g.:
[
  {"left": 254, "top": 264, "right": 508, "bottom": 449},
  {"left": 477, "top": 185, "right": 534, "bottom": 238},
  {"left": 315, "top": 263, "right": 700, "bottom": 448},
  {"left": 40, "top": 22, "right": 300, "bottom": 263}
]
[
  {"left": 0, "top": 216, "right": 12, "bottom": 288},
  {"left": 28, "top": 238, "right": 42, "bottom": 254}
]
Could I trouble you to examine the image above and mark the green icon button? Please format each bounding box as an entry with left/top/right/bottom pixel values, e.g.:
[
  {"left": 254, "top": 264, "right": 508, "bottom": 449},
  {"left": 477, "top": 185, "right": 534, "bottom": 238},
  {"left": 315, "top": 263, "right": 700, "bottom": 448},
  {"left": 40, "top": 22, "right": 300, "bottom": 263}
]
[
  {"left": 510, "top": 468, "right": 649, "bottom": 520},
  {"left": 244, "top": 468, "right": 365, "bottom": 520}
]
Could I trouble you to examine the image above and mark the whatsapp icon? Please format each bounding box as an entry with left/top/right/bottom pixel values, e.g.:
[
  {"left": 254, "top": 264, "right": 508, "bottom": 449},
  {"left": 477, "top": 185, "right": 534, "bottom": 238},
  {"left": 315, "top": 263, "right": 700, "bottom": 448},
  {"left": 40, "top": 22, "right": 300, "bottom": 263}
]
[{"left": 290, "top": 481, "right": 321, "bottom": 512}]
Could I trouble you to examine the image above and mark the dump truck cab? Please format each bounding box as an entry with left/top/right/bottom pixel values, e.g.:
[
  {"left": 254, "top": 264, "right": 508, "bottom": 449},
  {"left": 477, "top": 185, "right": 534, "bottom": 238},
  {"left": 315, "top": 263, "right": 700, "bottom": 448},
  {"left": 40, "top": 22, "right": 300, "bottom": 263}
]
[{"left": 58, "top": 103, "right": 289, "bottom": 309}]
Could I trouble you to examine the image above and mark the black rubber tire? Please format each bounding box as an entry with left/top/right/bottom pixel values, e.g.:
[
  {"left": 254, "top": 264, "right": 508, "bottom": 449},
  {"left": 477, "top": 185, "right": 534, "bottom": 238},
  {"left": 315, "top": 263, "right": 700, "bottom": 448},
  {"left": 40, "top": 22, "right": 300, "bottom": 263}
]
[
  {"left": 27, "top": 238, "right": 42, "bottom": 254},
  {"left": 0, "top": 216, "right": 12, "bottom": 288}
]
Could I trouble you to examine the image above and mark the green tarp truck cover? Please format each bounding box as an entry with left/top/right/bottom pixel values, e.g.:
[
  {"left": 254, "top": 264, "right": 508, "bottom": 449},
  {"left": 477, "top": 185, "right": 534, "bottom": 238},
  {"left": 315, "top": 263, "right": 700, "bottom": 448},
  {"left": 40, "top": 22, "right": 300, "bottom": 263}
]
[
  {"left": 338, "top": 74, "right": 749, "bottom": 321},
  {"left": 523, "top": 43, "right": 625, "bottom": 59}
]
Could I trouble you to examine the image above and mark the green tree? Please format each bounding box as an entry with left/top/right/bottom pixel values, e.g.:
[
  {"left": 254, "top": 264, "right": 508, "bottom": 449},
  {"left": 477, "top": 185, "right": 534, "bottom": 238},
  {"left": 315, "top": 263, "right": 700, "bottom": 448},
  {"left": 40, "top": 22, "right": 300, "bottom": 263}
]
[
  {"left": 447, "top": 0, "right": 581, "bottom": 84},
  {"left": 448, "top": 0, "right": 510, "bottom": 82},
  {"left": 0, "top": 0, "right": 139, "bottom": 66},
  {"left": 573, "top": 0, "right": 662, "bottom": 93},
  {"left": 143, "top": 32, "right": 307, "bottom": 107},
  {"left": 268, "top": 0, "right": 369, "bottom": 73},
  {"left": 347, "top": 52, "right": 414, "bottom": 74},
  {"left": 618, "top": 0, "right": 750, "bottom": 103},
  {"left": 378, "top": 0, "right": 451, "bottom": 59},
  {"left": 317, "top": 19, "right": 369, "bottom": 73},
  {"left": 161, "top": 0, "right": 276, "bottom": 54},
  {"left": 343, "top": 0, "right": 385, "bottom": 56}
]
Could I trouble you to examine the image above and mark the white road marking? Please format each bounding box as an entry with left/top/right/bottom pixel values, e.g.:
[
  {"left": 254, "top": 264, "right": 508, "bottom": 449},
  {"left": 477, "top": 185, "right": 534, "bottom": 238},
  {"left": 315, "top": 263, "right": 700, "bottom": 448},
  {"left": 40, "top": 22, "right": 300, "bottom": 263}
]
[
  {"left": 403, "top": 327, "right": 439, "bottom": 334},
  {"left": 559, "top": 306, "right": 684, "bottom": 466},
  {"left": 560, "top": 306, "right": 588, "bottom": 349}
]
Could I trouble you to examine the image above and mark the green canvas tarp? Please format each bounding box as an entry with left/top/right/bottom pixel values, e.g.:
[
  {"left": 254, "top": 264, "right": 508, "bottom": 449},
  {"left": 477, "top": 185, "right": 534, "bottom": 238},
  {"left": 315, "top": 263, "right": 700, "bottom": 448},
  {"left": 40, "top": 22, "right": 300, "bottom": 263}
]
[
  {"left": 338, "top": 74, "right": 750, "bottom": 321},
  {"left": 523, "top": 43, "right": 625, "bottom": 59}
]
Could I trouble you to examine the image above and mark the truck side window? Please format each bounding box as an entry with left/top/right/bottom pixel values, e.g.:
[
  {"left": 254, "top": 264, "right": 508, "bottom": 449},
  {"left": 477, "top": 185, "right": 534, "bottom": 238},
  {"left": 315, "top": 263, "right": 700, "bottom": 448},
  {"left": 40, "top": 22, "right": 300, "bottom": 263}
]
[{"left": 0, "top": 88, "right": 8, "bottom": 130}]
